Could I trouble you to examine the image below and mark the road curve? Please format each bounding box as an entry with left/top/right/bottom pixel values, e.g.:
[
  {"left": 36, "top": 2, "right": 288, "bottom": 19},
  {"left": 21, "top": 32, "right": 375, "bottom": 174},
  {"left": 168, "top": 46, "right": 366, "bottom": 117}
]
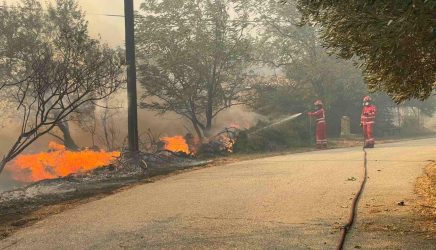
[{"left": 1, "top": 138, "right": 435, "bottom": 249}]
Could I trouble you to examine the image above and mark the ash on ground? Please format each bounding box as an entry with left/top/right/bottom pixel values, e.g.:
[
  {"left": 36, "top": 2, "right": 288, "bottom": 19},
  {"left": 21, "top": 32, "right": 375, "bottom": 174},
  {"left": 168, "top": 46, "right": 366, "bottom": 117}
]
[{"left": 0, "top": 151, "right": 210, "bottom": 235}]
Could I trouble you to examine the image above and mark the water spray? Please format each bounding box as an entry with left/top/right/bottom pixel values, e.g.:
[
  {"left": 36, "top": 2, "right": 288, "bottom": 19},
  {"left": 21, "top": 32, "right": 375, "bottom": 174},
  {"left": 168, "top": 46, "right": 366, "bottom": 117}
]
[{"left": 249, "top": 113, "right": 303, "bottom": 135}]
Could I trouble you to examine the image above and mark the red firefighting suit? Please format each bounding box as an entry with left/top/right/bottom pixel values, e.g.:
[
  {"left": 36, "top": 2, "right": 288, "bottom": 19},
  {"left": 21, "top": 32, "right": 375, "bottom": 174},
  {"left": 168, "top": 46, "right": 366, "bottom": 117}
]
[
  {"left": 308, "top": 108, "right": 327, "bottom": 148},
  {"left": 361, "top": 105, "right": 377, "bottom": 147}
]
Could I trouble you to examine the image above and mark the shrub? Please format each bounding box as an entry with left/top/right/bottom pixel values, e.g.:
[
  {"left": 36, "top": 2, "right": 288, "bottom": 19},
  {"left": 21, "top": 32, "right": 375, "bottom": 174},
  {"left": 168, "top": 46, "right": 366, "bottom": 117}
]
[{"left": 233, "top": 118, "right": 310, "bottom": 153}]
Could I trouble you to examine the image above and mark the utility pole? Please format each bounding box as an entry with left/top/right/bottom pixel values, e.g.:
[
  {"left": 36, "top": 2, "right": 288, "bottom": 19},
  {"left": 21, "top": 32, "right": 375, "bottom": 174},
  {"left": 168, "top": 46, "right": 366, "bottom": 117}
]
[{"left": 124, "top": 0, "right": 139, "bottom": 154}]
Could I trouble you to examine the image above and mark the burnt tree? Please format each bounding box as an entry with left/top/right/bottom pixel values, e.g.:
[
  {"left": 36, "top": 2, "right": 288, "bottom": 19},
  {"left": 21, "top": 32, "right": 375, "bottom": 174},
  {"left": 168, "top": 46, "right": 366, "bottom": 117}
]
[{"left": 0, "top": 0, "right": 124, "bottom": 174}]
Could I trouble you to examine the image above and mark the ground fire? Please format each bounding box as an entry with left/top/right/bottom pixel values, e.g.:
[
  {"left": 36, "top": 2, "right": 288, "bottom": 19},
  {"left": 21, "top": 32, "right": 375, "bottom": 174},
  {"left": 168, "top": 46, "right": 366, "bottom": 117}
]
[
  {"left": 160, "top": 130, "right": 239, "bottom": 156},
  {"left": 161, "top": 136, "right": 191, "bottom": 154},
  {"left": 8, "top": 142, "right": 121, "bottom": 182}
]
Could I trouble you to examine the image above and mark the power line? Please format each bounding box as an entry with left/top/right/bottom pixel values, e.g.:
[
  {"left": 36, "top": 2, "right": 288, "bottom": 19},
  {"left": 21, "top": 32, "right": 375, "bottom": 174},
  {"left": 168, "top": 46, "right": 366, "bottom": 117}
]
[
  {"left": 0, "top": 4, "right": 299, "bottom": 33},
  {"left": 0, "top": 5, "right": 293, "bottom": 24},
  {"left": 87, "top": 13, "right": 124, "bottom": 17}
]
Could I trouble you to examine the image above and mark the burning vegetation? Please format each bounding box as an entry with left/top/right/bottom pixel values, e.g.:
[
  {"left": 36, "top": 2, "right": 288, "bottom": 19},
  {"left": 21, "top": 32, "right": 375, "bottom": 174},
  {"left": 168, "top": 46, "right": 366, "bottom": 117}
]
[
  {"left": 155, "top": 128, "right": 241, "bottom": 157},
  {"left": 6, "top": 127, "right": 241, "bottom": 185},
  {"left": 161, "top": 136, "right": 191, "bottom": 154},
  {"left": 8, "top": 142, "right": 121, "bottom": 182}
]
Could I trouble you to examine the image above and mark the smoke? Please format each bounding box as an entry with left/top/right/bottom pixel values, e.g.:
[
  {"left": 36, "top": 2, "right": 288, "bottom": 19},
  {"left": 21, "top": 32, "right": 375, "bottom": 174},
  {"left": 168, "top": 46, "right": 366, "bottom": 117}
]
[
  {"left": 0, "top": 0, "right": 266, "bottom": 192},
  {"left": 212, "top": 106, "right": 265, "bottom": 133},
  {"left": 4, "top": 0, "right": 142, "bottom": 47},
  {"left": 0, "top": 87, "right": 263, "bottom": 192},
  {"left": 0, "top": 102, "right": 262, "bottom": 153}
]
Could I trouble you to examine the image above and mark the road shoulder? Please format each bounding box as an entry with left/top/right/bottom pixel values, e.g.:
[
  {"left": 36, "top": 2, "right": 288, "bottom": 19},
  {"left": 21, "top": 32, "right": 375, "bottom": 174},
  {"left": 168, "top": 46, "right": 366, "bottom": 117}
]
[{"left": 347, "top": 143, "right": 436, "bottom": 249}]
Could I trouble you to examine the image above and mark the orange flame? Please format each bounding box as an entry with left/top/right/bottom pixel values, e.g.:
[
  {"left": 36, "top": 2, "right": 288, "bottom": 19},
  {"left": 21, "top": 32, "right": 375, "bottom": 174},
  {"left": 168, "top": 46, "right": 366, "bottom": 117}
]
[
  {"left": 161, "top": 136, "right": 190, "bottom": 154},
  {"left": 218, "top": 136, "right": 235, "bottom": 153},
  {"left": 8, "top": 142, "right": 121, "bottom": 182}
]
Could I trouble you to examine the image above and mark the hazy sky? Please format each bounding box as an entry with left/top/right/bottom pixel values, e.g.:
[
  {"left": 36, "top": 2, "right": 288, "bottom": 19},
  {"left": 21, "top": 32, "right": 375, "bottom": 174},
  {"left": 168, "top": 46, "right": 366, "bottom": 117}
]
[
  {"left": 73, "top": 0, "right": 143, "bottom": 47},
  {"left": 6, "top": 0, "right": 143, "bottom": 47}
]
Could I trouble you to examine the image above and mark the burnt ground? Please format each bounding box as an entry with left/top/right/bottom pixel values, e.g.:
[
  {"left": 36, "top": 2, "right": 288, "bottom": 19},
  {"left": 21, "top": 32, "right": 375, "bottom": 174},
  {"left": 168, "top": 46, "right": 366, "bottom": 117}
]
[
  {"left": 0, "top": 137, "right": 433, "bottom": 243},
  {"left": 0, "top": 152, "right": 214, "bottom": 240},
  {"left": 1, "top": 138, "right": 435, "bottom": 249}
]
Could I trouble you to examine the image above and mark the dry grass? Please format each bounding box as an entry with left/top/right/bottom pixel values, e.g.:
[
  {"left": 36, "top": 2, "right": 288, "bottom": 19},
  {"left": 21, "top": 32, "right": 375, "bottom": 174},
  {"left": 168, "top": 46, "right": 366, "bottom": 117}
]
[{"left": 415, "top": 161, "right": 436, "bottom": 235}]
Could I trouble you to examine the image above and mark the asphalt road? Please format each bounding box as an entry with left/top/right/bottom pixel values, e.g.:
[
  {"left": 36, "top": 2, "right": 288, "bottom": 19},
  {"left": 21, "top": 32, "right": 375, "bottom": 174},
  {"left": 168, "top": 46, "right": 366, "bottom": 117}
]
[{"left": 1, "top": 138, "right": 435, "bottom": 249}]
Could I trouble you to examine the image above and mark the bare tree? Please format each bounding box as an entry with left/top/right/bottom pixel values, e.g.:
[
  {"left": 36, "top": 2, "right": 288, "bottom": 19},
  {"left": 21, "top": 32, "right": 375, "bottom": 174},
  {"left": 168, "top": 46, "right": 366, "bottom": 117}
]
[
  {"left": 0, "top": 0, "right": 124, "bottom": 174},
  {"left": 76, "top": 108, "right": 98, "bottom": 148},
  {"left": 52, "top": 118, "right": 80, "bottom": 150},
  {"left": 98, "top": 102, "right": 122, "bottom": 151}
]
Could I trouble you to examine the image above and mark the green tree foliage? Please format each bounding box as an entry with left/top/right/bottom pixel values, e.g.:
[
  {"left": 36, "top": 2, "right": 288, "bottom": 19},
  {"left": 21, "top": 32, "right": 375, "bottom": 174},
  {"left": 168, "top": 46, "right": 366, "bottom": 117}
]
[
  {"left": 136, "top": 0, "right": 254, "bottom": 139},
  {"left": 247, "top": 1, "right": 368, "bottom": 136},
  {"left": 293, "top": 0, "right": 436, "bottom": 102},
  {"left": 370, "top": 94, "right": 398, "bottom": 136}
]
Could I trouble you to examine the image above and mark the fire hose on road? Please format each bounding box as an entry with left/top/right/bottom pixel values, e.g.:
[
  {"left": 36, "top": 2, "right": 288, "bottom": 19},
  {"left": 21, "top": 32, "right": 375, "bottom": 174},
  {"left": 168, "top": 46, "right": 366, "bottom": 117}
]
[
  {"left": 247, "top": 110, "right": 370, "bottom": 249},
  {"left": 336, "top": 145, "right": 369, "bottom": 250},
  {"left": 248, "top": 110, "right": 370, "bottom": 249}
]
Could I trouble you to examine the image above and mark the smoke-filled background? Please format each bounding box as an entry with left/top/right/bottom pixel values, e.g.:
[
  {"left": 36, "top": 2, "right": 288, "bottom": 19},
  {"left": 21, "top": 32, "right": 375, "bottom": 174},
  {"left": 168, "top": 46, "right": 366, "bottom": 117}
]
[
  {"left": 4, "top": 0, "right": 139, "bottom": 47},
  {"left": 1, "top": 0, "right": 435, "bottom": 192},
  {"left": 0, "top": 0, "right": 262, "bottom": 191}
]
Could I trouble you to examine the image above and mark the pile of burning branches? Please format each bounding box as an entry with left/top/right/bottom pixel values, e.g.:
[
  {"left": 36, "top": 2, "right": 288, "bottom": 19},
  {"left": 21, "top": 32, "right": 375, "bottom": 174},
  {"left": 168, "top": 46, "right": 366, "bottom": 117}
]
[
  {"left": 1, "top": 125, "right": 244, "bottom": 209},
  {"left": 139, "top": 127, "right": 242, "bottom": 158},
  {"left": 196, "top": 127, "right": 241, "bottom": 156}
]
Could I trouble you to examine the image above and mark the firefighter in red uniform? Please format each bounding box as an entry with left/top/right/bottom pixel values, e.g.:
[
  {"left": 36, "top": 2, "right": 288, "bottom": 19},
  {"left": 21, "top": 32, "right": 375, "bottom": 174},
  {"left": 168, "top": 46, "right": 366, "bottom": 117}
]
[
  {"left": 308, "top": 100, "right": 327, "bottom": 149},
  {"left": 361, "top": 96, "right": 377, "bottom": 148}
]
